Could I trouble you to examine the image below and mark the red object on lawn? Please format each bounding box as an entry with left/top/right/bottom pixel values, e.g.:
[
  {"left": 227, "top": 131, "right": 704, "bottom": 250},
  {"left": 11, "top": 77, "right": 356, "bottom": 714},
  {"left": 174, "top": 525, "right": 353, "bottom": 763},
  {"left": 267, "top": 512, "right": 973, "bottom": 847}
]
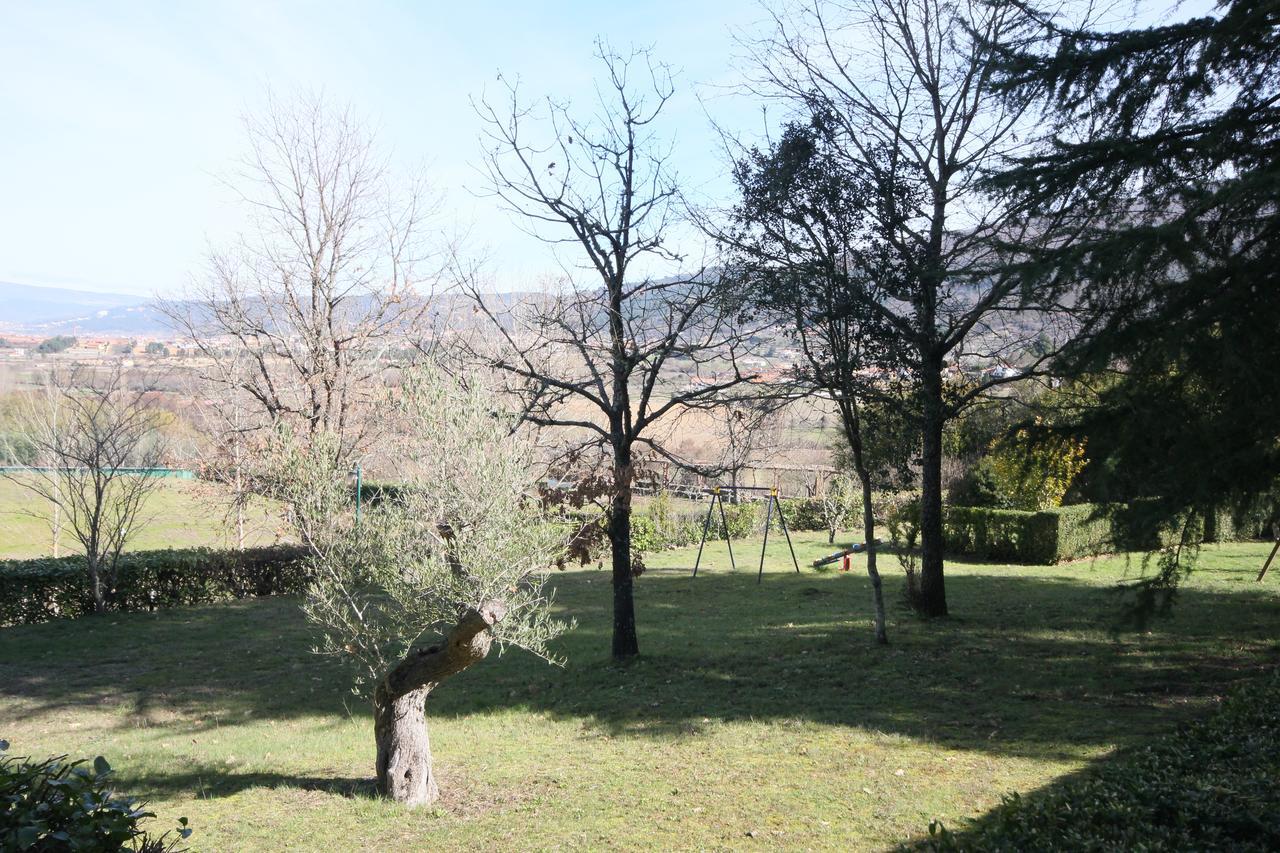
[{"left": 841, "top": 554, "right": 851, "bottom": 572}]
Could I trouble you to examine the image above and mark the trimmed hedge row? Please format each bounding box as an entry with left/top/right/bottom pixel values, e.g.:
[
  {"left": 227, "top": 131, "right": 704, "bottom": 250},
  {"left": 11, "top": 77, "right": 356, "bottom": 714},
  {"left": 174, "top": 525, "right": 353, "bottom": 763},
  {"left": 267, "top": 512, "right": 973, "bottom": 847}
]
[
  {"left": 0, "top": 545, "right": 310, "bottom": 626},
  {"left": 942, "top": 501, "right": 1268, "bottom": 565},
  {"left": 914, "top": 672, "right": 1280, "bottom": 851},
  {"left": 943, "top": 504, "right": 1116, "bottom": 564}
]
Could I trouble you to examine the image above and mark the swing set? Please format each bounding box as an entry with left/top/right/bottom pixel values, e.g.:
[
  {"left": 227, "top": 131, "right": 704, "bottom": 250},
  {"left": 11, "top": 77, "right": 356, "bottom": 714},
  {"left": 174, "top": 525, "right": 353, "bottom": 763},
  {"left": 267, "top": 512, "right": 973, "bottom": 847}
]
[{"left": 691, "top": 486, "right": 800, "bottom": 583}]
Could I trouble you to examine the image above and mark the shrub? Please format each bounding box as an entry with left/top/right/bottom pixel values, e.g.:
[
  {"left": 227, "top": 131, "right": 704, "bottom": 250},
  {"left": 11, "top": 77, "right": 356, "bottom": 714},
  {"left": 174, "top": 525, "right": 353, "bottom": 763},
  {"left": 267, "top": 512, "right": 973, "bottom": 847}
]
[
  {"left": 35, "top": 335, "right": 77, "bottom": 355},
  {"left": 625, "top": 496, "right": 762, "bottom": 555},
  {"left": 985, "top": 425, "right": 1088, "bottom": 511},
  {"left": 721, "top": 501, "right": 760, "bottom": 539},
  {"left": 629, "top": 514, "right": 660, "bottom": 555},
  {"left": 886, "top": 494, "right": 923, "bottom": 604},
  {"left": 0, "top": 740, "right": 191, "bottom": 851},
  {"left": 1203, "top": 500, "right": 1274, "bottom": 542},
  {"left": 778, "top": 497, "right": 826, "bottom": 531},
  {"left": 943, "top": 503, "right": 1207, "bottom": 564},
  {"left": 947, "top": 457, "right": 1009, "bottom": 508},
  {"left": 357, "top": 481, "right": 407, "bottom": 507},
  {"left": 944, "top": 506, "right": 1048, "bottom": 563},
  {"left": 0, "top": 432, "right": 38, "bottom": 465},
  {"left": 913, "top": 673, "right": 1280, "bottom": 851},
  {"left": 0, "top": 545, "right": 309, "bottom": 626}
]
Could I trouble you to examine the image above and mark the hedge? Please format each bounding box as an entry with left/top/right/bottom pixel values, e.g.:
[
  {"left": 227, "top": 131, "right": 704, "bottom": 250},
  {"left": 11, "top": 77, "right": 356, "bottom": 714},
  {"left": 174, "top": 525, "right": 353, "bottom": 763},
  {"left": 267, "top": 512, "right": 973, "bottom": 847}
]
[
  {"left": 913, "top": 672, "right": 1280, "bottom": 851},
  {"left": 0, "top": 545, "right": 310, "bottom": 626},
  {"left": 942, "top": 502, "right": 1248, "bottom": 565}
]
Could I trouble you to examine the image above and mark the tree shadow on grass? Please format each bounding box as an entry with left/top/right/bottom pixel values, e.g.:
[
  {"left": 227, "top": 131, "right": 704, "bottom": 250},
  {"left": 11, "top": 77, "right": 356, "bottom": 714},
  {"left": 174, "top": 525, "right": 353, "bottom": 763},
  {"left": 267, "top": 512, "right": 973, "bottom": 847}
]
[
  {"left": 127, "top": 769, "right": 380, "bottom": 802},
  {"left": 450, "top": 570, "right": 1278, "bottom": 760},
  {"left": 1, "top": 567, "right": 1277, "bottom": 770}
]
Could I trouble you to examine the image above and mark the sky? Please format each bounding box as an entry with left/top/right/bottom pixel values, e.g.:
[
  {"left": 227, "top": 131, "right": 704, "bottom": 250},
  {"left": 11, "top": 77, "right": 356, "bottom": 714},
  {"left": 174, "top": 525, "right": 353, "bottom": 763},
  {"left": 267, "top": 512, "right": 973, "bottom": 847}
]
[
  {"left": 0, "top": 1, "right": 1211, "bottom": 298},
  {"left": 0, "top": 0, "right": 766, "bottom": 297}
]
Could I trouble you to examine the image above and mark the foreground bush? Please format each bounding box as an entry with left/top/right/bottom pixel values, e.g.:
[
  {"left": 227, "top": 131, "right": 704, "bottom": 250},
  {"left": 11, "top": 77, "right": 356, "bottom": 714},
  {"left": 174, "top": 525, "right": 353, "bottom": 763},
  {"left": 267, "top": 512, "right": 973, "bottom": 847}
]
[
  {"left": 914, "top": 673, "right": 1280, "bottom": 851},
  {"left": 0, "top": 545, "right": 309, "bottom": 626},
  {"left": 0, "top": 740, "right": 190, "bottom": 851}
]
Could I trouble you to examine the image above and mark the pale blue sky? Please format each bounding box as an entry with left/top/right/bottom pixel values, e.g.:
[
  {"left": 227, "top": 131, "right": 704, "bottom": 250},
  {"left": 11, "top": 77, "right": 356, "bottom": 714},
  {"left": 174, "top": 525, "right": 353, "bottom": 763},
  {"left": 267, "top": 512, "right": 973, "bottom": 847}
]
[
  {"left": 0, "top": 0, "right": 766, "bottom": 296},
  {"left": 0, "top": 1, "right": 1207, "bottom": 298}
]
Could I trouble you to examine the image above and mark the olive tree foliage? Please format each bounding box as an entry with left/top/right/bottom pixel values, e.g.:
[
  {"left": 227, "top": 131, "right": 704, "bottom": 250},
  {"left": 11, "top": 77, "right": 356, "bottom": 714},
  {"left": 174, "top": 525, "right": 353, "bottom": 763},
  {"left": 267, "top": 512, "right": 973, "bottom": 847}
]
[
  {"left": 162, "top": 92, "right": 446, "bottom": 467},
  {"left": 268, "top": 364, "right": 569, "bottom": 806},
  {"left": 1, "top": 364, "right": 167, "bottom": 612}
]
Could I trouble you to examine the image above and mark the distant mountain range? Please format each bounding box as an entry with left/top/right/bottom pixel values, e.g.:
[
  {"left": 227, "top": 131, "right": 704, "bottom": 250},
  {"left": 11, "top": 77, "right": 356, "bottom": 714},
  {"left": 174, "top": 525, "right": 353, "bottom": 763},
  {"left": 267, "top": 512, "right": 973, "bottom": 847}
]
[
  {"left": 0, "top": 281, "right": 543, "bottom": 338},
  {"left": 0, "top": 281, "right": 169, "bottom": 335}
]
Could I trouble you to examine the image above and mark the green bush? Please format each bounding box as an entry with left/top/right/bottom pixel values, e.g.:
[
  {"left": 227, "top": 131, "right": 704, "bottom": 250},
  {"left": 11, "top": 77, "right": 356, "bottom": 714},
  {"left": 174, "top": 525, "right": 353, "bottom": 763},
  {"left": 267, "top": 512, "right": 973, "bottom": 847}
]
[
  {"left": 943, "top": 502, "right": 1242, "bottom": 564},
  {"left": 0, "top": 545, "right": 309, "bottom": 626},
  {"left": 948, "top": 457, "right": 1010, "bottom": 508},
  {"left": 625, "top": 497, "right": 762, "bottom": 555},
  {"left": 778, "top": 498, "right": 826, "bottom": 531},
  {"left": 357, "top": 481, "right": 407, "bottom": 507},
  {"left": 943, "top": 506, "right": 1052, "bottom": 562},
  {"left": 1203, "top": 501, "right": 1274, "bottom": 542},
  {"left": 35, "top": 335, "right": 77, "bottom": 355},
  {"left": 629, "top": 514, "right": 660, "bottom": 555},
  {"left": 721, "top": 501, "right": 759, "bottom": 539},
  {"left": 913, "top": 673, "right": 1280, "bottom": 851},
  {"left": 0, "top": 740, "right": 191, "bottom": 851},
  {"left": 0, "top": 432, "right": 38, "bottom": 466}
]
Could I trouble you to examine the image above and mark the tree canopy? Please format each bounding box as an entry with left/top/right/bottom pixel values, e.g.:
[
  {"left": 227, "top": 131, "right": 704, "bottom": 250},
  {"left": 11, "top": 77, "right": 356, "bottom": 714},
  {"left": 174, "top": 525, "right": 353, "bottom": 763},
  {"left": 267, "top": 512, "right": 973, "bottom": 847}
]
[{"left": 992, "top": 0, "right": 1280, "bottom": 540}]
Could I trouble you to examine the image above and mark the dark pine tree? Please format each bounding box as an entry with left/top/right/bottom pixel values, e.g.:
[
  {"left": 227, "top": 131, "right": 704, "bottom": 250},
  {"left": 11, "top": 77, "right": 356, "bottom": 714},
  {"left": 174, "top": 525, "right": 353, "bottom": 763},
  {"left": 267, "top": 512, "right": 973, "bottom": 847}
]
[{"left": 991, "top": 0, "right": 1280, "bottom": 600}]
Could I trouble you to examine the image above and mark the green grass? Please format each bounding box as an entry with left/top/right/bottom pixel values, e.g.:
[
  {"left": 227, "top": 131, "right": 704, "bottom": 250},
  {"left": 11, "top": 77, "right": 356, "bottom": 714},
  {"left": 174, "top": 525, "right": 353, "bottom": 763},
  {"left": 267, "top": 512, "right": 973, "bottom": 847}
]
[
  {"left": 0, "top": 478, "right": 287, "bottom": 559},
  {"left": 1, "top": 533, "right": 1277, "bottom": 851}
]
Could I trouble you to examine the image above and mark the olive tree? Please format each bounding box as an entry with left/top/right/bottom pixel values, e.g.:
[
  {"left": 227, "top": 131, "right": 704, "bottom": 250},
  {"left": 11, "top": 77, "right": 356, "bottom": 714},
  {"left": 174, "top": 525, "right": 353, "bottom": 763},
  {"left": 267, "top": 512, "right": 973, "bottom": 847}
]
[{"left": 272, "top": 364, "right": 570, "bottom": 806}]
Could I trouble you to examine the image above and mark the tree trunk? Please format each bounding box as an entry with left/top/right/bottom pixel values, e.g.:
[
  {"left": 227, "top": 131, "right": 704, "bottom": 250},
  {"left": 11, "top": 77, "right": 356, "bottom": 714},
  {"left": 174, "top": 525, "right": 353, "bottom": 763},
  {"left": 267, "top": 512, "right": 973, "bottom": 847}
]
[
  {"left": 837, "top": 396, "right": 889, "bottom": 645},
  {"left": 373, "top": 686, "right": 437, "bottom": 806},
  {"left": 917, "top": 361, "right": 948, "bottom": 617},
  {"left": 860, "top": 476, "right": 888, "bottom": 645},
  {"left": 88, "top": 555, "right": 105, "bottom": 614},
  {"left": 609, "top": 447, "right": 639, "bottom": 660},
  {"left": 371, "top": 601, "right": 506, "bottom": 805}
]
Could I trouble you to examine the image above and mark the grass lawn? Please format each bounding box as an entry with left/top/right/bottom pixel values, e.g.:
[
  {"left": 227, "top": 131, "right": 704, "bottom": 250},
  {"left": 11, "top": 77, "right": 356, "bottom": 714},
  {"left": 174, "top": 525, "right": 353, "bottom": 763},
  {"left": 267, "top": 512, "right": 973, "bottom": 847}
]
[
  {"left": 0, "top": 477, "right": 287, "bottom": 559},
  {"left": 1, "top": 532, "right": 1277, "bottom": 851}
]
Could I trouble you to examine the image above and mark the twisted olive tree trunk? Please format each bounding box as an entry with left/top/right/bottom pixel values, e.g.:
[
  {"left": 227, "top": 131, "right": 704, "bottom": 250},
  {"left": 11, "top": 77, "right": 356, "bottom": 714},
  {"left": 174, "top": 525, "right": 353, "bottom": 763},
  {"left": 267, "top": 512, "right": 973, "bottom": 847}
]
[{"left": 372, "top": 601, "right": 507, "bottom": 806}]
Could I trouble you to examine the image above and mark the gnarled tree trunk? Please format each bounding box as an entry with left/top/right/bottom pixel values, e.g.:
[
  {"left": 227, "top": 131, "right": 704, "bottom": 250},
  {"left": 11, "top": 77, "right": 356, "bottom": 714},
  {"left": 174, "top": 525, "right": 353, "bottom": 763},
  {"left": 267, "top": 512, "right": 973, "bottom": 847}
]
[{"left": 372, "top": 601, "right": 507, "bottom": 806}]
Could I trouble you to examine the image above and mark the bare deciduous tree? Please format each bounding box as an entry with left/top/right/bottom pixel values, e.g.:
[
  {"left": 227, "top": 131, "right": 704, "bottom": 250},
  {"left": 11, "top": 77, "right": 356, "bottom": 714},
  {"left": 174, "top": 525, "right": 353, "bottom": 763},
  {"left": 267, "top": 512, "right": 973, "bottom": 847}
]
[
  {"left": 2, "top": 364, "right": 167, "bottom": 613},
  {"left": 819, "top": 473, "right": 860, "bottom": 545},
  {"left": 718, "top": 395, "right": 785, "bottom": 502},
  {"left": 469, "top": 44, "right": 764, "bottom": 659},
  {"left": 745, "top": 0, "right": 1068, "bottom": 616},
  {"left": 162, "top": 92, "right": 446, "bottom": 465},
  {"left": 186, "top": 358, "right": 265, "bottom": 550}
]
